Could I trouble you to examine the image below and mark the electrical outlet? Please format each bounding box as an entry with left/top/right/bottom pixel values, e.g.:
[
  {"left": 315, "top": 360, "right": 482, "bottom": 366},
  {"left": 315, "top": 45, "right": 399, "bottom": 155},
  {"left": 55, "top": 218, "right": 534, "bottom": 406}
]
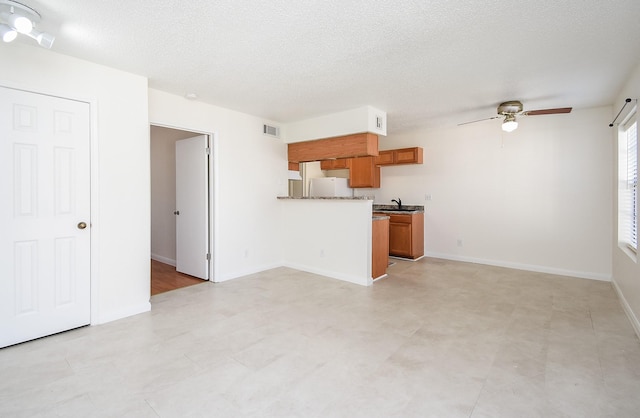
[
  {"left": 457, "top": 239, "right": 463, "bottom": 247},
  {"left": 425, "top": 194, "right": 432, "bottom": 201},
  {"left": 244, "top": 249, "right": 249, "bottom": 258},
  {"left": 320, "top": 249, "right": 325, "bottom": 258}
]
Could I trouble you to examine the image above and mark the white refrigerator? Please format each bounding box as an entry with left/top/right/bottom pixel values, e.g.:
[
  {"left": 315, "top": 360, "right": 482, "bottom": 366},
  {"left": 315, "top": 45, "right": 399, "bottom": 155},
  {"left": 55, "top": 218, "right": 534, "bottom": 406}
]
[{"left": 309, "top": 177, "right": 353, "bottom": 197}]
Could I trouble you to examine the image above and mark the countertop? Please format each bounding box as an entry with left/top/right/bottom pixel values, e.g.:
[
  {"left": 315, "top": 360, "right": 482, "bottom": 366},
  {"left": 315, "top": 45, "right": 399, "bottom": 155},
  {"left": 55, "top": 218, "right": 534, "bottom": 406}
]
[
  {"left": 373, "top": 204, "right": 425, "bottom": 214},
  {"left": 372, "top": 214, "right": 390, "bottom": 221},
  {"left": 278, "top": 196, "right": 374, "bottom": 200}
]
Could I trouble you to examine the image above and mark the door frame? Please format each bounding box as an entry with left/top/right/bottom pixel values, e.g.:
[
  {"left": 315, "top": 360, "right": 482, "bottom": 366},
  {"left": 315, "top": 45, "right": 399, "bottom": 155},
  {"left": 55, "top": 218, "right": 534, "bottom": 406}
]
[
  {"left": 150, "top": 123, "right": 218, "bottom": 283},
  {"left": 0, "top": 80, "right": 100, "bottom": 326}
]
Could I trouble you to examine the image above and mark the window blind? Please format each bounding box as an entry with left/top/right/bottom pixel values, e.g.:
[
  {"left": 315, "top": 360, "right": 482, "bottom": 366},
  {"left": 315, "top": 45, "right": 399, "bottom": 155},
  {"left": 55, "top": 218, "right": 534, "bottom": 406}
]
[{"left": 625, "top": 118, "right": 638, "bottom": 250}]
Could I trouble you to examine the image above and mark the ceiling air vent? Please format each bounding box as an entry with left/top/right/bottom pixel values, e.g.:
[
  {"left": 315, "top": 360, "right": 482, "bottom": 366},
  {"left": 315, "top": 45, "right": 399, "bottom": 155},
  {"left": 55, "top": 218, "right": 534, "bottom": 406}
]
[{"left": 263, "top": 124, "right": 280, "bottom": 138}]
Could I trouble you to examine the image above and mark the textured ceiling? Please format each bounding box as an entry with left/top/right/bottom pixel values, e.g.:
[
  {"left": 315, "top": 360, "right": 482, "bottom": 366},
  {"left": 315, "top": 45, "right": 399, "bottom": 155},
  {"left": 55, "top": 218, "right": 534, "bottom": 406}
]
[{"left": 21, "top": 0, "right": 640, "bottom": 133}]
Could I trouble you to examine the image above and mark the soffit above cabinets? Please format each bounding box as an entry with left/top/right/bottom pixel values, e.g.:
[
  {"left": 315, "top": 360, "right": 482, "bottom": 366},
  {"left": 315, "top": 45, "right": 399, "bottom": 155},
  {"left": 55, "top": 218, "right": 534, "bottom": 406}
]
[
  {"left": 287, "top": 132, "right": 378, "bottom": 163},
  {"left": 285, "top": 106, "right": 386, "bottom": 143}
]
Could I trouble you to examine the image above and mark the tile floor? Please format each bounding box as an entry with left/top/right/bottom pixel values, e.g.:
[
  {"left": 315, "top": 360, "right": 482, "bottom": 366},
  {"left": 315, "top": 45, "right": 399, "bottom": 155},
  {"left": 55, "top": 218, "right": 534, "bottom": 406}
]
[{"left": 1, "top": 258, "right": 640, "bottom": 417}]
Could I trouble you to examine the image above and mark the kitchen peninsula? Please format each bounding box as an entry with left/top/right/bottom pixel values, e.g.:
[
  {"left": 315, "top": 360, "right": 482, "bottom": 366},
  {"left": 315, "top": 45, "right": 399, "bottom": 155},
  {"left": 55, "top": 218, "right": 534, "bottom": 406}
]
[{"left": 278, "top": 196, "right": 387, "bottom": 286}]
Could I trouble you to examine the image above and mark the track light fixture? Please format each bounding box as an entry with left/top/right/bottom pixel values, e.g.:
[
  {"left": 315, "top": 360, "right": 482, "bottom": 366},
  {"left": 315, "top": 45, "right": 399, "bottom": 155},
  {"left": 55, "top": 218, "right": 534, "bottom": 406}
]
[{"left": 0, "top": 0, "right": 54, "bottom": 48}]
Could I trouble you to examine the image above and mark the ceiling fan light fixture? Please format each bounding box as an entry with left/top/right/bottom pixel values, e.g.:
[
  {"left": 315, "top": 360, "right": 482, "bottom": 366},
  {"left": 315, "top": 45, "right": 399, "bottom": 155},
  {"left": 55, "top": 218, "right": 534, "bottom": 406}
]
[
  {"left": 459, "top": 100, "right": 572, "bottom": 131},
  {"left": 502, "top": 114, "right": 518, "bottom": 132}
]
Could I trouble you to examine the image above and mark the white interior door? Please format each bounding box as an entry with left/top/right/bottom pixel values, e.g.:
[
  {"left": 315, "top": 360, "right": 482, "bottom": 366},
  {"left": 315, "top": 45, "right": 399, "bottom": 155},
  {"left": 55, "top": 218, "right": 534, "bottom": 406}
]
[
  {"left": 0, "top": 86, "right": 91, "bottom": 348},
  {"left": 175, "top": 135, "right": 209, "bottom": 279}
]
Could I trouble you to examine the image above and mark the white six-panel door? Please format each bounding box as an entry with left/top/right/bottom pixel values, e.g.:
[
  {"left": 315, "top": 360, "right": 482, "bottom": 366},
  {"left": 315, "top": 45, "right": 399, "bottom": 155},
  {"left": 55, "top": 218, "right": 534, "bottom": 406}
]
[
  {"left": 0, "top": 86, "right": 91, "bottom": 348},
  {"left": 175, "top": 135, "right": 209, "bottom": 280}
]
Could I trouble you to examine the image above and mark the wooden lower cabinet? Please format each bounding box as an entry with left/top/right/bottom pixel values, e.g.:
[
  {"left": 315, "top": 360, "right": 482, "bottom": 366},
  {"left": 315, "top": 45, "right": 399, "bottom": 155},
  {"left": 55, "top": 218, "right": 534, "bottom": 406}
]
[
  {"left": 372, "top": 217, "right": 389, "bottom": 279},
  {"left": 387, "top": 213, "right": 424, "bottom": 259}
]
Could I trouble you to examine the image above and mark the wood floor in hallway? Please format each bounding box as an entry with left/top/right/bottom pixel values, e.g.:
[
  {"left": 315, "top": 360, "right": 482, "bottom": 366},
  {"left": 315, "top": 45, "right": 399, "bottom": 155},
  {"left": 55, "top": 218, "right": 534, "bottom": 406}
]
[{"left": 150, "top": 259, "right": 205, "bottom": 295}]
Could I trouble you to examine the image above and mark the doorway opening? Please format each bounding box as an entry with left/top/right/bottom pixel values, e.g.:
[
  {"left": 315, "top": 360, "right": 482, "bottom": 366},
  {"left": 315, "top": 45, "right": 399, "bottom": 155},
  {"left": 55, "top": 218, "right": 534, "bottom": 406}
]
[{"left": 150, "top": 125, "right": 213, "bottom": 295}]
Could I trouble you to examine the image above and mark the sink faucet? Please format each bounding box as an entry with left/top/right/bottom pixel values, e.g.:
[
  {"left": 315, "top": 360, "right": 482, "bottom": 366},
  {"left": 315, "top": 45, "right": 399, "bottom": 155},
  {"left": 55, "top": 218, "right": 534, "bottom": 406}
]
[{"left": 391, "top": 198, "right": 402, "bottom": 209}]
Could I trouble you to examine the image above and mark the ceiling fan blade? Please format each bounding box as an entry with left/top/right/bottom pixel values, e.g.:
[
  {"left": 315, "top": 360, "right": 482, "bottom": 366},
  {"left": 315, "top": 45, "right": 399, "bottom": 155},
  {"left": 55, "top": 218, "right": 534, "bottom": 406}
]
[
  {"left": 457, "top": 115, "right": 501, "bottom": 126},
  {"left": 522, "top": 107, "right": 572, "bottom": 116}
]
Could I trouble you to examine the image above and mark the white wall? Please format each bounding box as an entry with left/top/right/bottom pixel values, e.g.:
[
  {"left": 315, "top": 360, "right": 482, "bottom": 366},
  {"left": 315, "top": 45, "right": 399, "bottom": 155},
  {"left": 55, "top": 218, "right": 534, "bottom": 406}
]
[
  {"left": 148, "top": 89, "right": 288, "bottom": 281},
  {"left": 150, "top": 126, "right": 198, "bottom": 265},
  {"left": 285, "top": 106, "right": 387, "bottom": 142},
  {"left": 612, "top": 61, "right": 640, "bottom": 336},
  {"left": 356, "top": 107, "right": 613, "bottom": 280},
  {"left": 280, "top": 199, "right": 373, "bottom": 285},
  {"left": 0, "top": 42, "right": 151, "bottom": 323}
]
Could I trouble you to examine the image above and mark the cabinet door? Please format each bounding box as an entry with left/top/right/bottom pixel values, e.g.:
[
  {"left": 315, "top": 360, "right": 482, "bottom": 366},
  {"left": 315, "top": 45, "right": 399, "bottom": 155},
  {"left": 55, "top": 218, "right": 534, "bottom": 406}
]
[
  {"left": 349, "top": 156, "right": 380, "bottom": 188},
  {"left": 372, "top": 218, "right": 389, "bottom": 279},
  {"left": 332, "top": 158, "right": 350, "bottom": 169},
  {"left": 389, "top": 222, "right": 412, "bottom": 257},
  {"left": 375, "top": 147, "right": 424, "bottom": 166},
  {"left": 395, "top": 147, "right": 423, "bottom": 164},
  {"left": 320, "top": 158, "right": 350, "bottom": 170},
  {"left": 411, "top": 212, "right": 424, "bottom": 258},
  {"left": 375, "top": 150, "right": 395, "bottom": 166},
  {"left": 320, "top": 160, "right": 333, "bottom": 170}
]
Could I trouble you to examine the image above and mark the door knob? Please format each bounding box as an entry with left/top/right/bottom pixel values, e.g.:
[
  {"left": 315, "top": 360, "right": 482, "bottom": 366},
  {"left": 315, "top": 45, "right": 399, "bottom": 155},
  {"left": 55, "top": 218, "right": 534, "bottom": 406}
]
[{"left": 77, "top": 222, "right": 87, "bottom": 230}]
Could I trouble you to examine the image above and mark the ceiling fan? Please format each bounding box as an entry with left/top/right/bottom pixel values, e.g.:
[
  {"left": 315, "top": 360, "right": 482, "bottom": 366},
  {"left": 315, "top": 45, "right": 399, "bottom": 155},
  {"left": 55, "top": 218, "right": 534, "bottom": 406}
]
[{"left": 458, "top": 101, "right": 572, "bottom": 132}]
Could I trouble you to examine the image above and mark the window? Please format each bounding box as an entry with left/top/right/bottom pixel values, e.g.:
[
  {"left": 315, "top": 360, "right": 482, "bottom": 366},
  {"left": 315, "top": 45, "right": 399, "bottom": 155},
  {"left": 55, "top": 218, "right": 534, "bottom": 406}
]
[{"left": 619, "top": 110, "right": 638, "bottom": 255}]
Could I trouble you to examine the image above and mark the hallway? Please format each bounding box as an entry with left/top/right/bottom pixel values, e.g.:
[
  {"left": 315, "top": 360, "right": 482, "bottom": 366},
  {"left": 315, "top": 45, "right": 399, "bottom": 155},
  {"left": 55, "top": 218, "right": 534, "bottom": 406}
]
[{"left": 151, "top": 259, "right": 204, "bottom": 295}]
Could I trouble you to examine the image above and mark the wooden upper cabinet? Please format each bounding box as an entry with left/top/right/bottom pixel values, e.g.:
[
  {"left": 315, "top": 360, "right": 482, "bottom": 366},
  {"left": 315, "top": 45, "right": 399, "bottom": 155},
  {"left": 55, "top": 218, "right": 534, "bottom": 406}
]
[
  {"left": 320, "top": 158, "right": 350, "bottom": 170},
  {"left": 375, "top": 150, "right": 395, "bottom": 165},
  {"left": 375, "top": 147, "right": 423, "bottom": 166},
  {"left": 287, "top": 133, "right": 378, "bottom": 163},
  {"left": 288, "top": 162, "right": 300, "bottom": 171},
  {"left": 396, "top": 147, "right": 423, "bottom": 164},
  {"left": 349, "top": 156, "right": 380, "bottom": 188}
]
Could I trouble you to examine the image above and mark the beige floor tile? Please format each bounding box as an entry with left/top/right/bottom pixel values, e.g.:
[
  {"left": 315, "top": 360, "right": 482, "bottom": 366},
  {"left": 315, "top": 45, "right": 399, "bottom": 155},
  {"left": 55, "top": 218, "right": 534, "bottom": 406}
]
[{"left": 1, "top": 260, "right": 640, "bottom": 417}]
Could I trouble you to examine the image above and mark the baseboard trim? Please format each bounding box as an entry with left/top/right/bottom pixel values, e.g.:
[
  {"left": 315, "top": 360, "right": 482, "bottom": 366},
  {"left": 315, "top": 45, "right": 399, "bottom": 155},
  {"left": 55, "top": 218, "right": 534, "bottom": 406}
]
[
  {"left": 424, "top": 252, "right": 611, "bottom": 282},
  {"left": 93, "top": 301, "right": 151, "bottom": 325},
  {"left": 373, "top": 273, "right": 388, "bottom": 282},
  {"left": 389, "top": 255, "right": 426, "bottom": 262},
  {"left": 217, "top": 262, "right": 283, "bottom": 283},
  {"left": 282, "top": 262, "right": 372, "bottom": 286},
  {"left": 151, "top": 253, "right": 176, "bottom": 267},
  {"left": 611, "top": 279, "right": 640, "bottom": 339}
]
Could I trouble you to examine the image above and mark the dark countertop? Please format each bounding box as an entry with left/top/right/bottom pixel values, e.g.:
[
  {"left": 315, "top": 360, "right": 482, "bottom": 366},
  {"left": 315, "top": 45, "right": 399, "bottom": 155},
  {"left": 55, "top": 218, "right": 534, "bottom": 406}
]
[{"left": 373, "top": 204, "right": 425, "bottom": 214}]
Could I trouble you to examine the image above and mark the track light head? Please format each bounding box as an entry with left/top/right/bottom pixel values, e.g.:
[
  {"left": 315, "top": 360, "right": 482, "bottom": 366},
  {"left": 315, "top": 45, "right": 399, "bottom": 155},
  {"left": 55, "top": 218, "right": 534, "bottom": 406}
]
[
  {"left": 0, "top": 22, "right": 16, "bottom": 42},
  {"left": 27, "top": 28, "right": 54, "bottom": 48},
  {"left": 4, "top": 10, "right": 31, "bottom": 33}
]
